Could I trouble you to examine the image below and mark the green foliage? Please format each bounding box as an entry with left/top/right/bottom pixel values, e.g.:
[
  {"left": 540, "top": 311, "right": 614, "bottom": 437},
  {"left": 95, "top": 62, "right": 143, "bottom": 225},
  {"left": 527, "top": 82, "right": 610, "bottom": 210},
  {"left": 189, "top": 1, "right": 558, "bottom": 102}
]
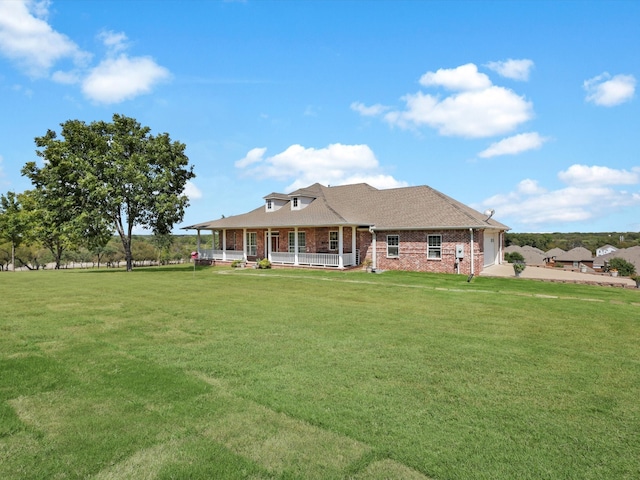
[
  {"left": 231, "top": 259, "right": 244, "bottom": 268},
  {"left": 505, "top": 251, "right": 525, "bottom": 263},
  {"left": 23, "top": 114, "right": 195, "bottom": 271},
  {"left": 606, "top": 257, "right": 636, "bottom": 276},
  {"left": 506, "top": 231, "right": 640, "bottom": 253},
  {"left": 257, "top": 258, "right": 271, "bottom": 269},
  {"left": 512, "top": 261, "right": 526, "bottom": 275}
]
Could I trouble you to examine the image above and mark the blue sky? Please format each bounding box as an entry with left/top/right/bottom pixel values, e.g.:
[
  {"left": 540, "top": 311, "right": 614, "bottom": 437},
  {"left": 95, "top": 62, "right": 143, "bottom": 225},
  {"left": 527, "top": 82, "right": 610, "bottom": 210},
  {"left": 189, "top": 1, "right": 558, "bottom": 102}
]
[{"left": 1, "top": 0, "right": 639, "bottom": 233}]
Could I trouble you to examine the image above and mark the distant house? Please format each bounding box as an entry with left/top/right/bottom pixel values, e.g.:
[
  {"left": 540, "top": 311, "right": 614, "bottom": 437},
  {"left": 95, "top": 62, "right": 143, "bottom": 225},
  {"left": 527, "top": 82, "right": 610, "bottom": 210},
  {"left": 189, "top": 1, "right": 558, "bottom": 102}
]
[
  {"left": 596, "top": 244, "right": 618, "bottom": 257},
  {"left": 553, "top": 247, "right": 595, "bottom": 269},
  {"left": 595, "top": 246, "right": 640, "bottom": 272},
  {"left": 184, "top": 182, "right": 510, "bottom": 274},
  {"left": 543, "top": 247, "right": 566, "bottom": 266}
]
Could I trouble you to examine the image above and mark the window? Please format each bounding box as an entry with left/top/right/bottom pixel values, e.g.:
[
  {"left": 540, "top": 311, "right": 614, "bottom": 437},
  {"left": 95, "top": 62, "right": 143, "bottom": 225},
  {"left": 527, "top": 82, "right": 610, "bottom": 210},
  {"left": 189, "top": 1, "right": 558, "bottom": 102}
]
[
  {"left": 288, "top": 231, "right": 306, "bottom": 253},
  {"left": 292, "top": 197, "right": 298, "bottom": 208},
  {"left": 247, "top": 232, "right": 257, "bottom": 256},
  {"left": 329, "top": 231, "right": 338, "bottom": 250},
  {"left": 387, "top": 235, "right": 399, "bottom": 257},
  {"left": 427, "top": 235, "right": 442, "bottom": 259},
  {"left": 266, "top": 199, "right": 272, "bottom": 210}
]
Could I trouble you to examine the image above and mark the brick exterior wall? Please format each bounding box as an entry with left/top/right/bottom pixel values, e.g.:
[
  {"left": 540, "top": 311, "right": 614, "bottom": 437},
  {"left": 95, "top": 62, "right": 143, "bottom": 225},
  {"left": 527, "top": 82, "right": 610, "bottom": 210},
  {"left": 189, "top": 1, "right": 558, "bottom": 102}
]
[
  {"left": 361, "top": 229, "right": 485, "bottom": 275},
  {"left": 220, "top": 227, "right": 489, "bottom": 274}
]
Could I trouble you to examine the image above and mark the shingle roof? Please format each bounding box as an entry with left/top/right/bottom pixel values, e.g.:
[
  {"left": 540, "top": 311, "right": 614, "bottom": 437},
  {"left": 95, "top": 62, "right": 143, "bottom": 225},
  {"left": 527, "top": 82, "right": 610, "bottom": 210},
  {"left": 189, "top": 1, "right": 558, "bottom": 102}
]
[
  {"left": 556, "top": 247, "right": 594, "bottom": 261},
  {"left": 184, "top": 183, "right": 510, "bottom": 231}
]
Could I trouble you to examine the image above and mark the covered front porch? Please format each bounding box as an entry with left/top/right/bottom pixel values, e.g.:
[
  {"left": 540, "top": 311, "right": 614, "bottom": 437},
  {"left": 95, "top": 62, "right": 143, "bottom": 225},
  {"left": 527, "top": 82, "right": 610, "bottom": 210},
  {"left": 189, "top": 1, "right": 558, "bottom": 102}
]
[{"left": 194, "top": 225, "right": 361, "bottom": 269}]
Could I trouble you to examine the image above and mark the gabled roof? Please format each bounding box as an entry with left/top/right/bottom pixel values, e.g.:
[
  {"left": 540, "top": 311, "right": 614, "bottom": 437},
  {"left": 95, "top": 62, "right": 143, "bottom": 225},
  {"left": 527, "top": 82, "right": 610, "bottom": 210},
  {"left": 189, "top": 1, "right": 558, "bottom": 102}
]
[
  {"left": 555, "top": 247, "right": 593, "bottom": 261},
  {"left": 184, "top": 182, "right": 510, "bottom": 231}
]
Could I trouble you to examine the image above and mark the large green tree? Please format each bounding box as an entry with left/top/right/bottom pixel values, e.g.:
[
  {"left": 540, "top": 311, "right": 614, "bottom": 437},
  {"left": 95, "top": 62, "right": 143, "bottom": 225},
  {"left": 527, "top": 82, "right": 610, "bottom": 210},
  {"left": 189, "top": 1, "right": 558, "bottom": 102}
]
[{"left": 23, "top": 114, "right": 195, "bottom": 271}]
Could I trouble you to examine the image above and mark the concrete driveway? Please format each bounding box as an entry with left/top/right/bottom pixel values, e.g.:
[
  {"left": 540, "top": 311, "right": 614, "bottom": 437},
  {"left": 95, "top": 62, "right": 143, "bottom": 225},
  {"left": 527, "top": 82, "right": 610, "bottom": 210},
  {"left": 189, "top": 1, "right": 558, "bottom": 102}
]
[{"left": 481, "top": 263, "right": 637, "bottom": 288}]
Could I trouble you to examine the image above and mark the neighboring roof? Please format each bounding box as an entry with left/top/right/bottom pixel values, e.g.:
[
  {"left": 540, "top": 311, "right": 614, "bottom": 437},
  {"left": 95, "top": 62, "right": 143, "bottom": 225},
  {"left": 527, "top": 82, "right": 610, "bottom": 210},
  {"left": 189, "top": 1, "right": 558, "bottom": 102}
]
[
  {"left": 555, "top": 247, "right": 594, "bottom": 262},
  {"left": 504, "top": 245, "right": 546, "bottom": 265},
  {"left": 545, "top": 247, "right": 566, "bottom": 259},
  {"left": 596, "top": 246, "right": 640, "bottom": 270},
  {"left": 184, "top": 182, "right": 510, "bottom": 231}
]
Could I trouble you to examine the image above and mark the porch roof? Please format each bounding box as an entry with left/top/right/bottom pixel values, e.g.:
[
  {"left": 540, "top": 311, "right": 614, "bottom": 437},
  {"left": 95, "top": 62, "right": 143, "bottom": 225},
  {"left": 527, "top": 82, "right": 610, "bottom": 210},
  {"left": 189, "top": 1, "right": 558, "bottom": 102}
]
[{"left": 184, "top": 182, "right": 510, "bottom": 231}]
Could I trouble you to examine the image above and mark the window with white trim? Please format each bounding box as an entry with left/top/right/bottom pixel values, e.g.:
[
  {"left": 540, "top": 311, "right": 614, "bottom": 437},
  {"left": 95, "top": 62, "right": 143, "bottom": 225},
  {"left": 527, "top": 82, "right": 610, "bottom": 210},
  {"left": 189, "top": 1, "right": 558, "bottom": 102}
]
[
  {"left": 247, "top": 232, "right": 257, "bottom": 256},
  {"left": 329, "top": 231, "right": 338, "bottom": 250},
  {"left": 387, "top": 235, "right": 399, "bottom": 257},
  {"left": 292, "top": 197, "right": 298, "bottom": 208},
  {"left": 288, "top": 231, "right": 306, "bottom": 253},
  {"left": 427, "top": 235, "right": 442, "bottom": 259}
]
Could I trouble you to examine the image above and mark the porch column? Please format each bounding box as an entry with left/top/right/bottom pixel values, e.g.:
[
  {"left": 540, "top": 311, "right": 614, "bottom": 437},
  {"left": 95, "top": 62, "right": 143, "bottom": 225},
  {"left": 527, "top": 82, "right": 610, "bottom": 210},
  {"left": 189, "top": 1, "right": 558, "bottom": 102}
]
[
  {"left": 338, "top": 225, "right": 344, "bottom": 269},
  {"left": 222, "top": 229, "right": 227, "bottom": 261},
  {"left": 352, "top": 226, "right": 356, "bottom": 265},
  {"left": 267, "top": 228, "right": 272, "bottom": 261},
  {"left": 243, "top": 228, "right": 247, "bottom": 261},
  {"left": 371, "top": 229, "right": 377, "bottom": 269},
  {"left": 294, "top": 227, "right": 299, "bottom": 265},
  {"left": 196, "top": 230, "right": 201, "bottom": 253}
]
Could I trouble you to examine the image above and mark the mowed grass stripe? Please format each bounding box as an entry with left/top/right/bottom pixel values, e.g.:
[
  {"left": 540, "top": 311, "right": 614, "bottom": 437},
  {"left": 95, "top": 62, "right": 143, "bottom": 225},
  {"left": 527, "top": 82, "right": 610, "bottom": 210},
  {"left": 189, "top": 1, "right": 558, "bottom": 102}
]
[{"left": 1, "top": 266, "right": 639, "bottom": 479}]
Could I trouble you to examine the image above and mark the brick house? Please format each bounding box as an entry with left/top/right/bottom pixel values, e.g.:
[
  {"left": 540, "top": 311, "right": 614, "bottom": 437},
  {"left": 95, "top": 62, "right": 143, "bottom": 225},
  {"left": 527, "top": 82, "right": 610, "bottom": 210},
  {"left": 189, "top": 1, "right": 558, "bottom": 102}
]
[{"left": 183, "top": 182, "right": 509, "bottom": 275}]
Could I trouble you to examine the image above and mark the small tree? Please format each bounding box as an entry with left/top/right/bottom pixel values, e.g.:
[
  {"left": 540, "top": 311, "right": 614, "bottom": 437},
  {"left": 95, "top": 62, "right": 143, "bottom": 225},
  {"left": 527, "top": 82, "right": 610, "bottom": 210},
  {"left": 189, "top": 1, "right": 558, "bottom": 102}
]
[
  {"left": 505, "top": 251, "right": 525, "bottom": 263},
  {"left": 0, "top": 191, "right": 30, "bottom": 271},
  {"left": 606, "top": 257, "right": 636, "bottom": 277}
]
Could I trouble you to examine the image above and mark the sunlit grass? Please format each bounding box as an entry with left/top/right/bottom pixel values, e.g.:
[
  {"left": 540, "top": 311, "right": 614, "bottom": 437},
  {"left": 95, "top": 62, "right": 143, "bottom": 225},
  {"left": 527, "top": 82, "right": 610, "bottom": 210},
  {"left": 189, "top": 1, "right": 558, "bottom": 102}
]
[{"left": 1, "top": 265, "right": 639, "bottom": 479}]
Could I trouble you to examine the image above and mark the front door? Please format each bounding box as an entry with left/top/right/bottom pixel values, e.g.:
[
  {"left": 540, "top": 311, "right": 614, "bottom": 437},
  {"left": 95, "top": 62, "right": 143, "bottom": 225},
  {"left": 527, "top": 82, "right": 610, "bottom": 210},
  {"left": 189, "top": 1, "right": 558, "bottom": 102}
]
[
  {"left": 264, "top": 232, "right": 279, "bottom": 258},
  {"left": 483, "top": 231, "right": 498, "bottom": 267}
]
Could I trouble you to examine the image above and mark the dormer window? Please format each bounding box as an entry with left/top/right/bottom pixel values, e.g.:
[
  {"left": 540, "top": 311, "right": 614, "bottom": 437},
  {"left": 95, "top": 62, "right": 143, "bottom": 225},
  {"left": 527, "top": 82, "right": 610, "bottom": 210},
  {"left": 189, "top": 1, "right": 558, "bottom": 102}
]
[
  {"left": 292, "top": 197, "right": 298, "bottom": 208},
  {"left": 266, "top": 199, "right": 272, "bottom": 210}
]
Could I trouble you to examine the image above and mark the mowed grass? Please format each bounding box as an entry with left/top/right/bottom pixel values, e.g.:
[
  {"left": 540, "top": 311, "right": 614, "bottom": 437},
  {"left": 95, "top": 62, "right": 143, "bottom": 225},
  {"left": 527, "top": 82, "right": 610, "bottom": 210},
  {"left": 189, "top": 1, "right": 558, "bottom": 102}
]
[{"left": 1, "top": 266, "right": 639, "bottom": 479}]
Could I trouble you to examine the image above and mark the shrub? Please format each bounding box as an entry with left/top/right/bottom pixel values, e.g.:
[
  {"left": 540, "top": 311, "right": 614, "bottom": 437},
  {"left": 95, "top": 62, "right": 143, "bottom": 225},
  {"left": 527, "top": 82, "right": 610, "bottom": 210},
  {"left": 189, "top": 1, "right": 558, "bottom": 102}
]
[
  {"left": 257, "top": 258, "right": 271, "bottom": 269},
  {"left": 505, "top": 251, "right": 525, "bottom": 263},
  {"left": 231, "top": 259, "right": 244, "bottom": 268},
  {"left": 606, "top": 257, "right": 636, "bottom": 277}
]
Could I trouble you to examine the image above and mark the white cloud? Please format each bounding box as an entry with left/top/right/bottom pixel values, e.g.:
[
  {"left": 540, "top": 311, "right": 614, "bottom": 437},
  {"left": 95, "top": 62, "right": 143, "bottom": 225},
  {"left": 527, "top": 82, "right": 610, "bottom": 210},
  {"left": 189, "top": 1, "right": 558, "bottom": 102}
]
[
  {"left": 419, "top": 63, "right": 492, "bottom": 91},
  {"left": 478, "top": 164, "right": 640, "bottom": 228},
  {"left": 82, "top": 54, "right": 170, "bottom": 104},
  {"left": 356, "top": 63, "right": 534, "bottom": 138},
  {"left": 584, "top": 73, "right": 636, "bottom": 106},
  {"left": 184, "top": 181, "right": 202, "bottom": 200},
  {"left": 557, "top": 164, "right": 640, "bottom": 186},
  {"left": 478, "top": 132, "right": 548, "bottom": 158},
  {"left": 385, "top": 85, "right": 533, "bottom": 138},
  {"left": 235, "top": 143, "right": 407, "bottom": 191},
  {"left": 350, "top": 101, "right": 390, "bottom": 116},
  {"left": 0, "top": 2, "right": 170, "bottom": 104},
  {"left": 0, "top": 0, "right": 89, "bottom": 77},
  {"left": 235, "top": 147, "right": 267, "bottom": 168},
  {"left": 485, "top": 59, "right": 534, "bottom": 81},
  {"left": 98, "top": 30, "right": 129, "bottom": 54}
]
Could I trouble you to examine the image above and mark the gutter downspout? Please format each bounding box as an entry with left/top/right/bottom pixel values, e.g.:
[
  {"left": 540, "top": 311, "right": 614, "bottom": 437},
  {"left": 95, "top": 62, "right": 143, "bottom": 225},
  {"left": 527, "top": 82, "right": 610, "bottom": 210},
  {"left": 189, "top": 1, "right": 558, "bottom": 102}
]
[
  {"left": 469, "top": 228, "right": 475, "bottom": 276},
  {"left": 369, "top": 226, "right": 377, "bottom": 270}
]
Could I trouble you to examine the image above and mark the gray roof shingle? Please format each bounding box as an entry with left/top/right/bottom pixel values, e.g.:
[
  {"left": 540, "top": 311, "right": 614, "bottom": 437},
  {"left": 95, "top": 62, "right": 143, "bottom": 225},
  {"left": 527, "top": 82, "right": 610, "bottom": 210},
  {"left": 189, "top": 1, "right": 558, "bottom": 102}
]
[{"left": 184, "top": 183, "right": 510, "bottom": 231}]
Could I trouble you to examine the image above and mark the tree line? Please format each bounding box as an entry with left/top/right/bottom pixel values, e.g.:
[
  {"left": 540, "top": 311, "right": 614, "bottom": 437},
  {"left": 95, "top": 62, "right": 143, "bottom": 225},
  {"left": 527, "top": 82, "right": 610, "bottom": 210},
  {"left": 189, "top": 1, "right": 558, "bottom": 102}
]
[
  {"left": 0, "top": 115, "right": 195, "bottom": 271},
  {"left": 505, "top": 232, "right": 640, "bottom": 253}
]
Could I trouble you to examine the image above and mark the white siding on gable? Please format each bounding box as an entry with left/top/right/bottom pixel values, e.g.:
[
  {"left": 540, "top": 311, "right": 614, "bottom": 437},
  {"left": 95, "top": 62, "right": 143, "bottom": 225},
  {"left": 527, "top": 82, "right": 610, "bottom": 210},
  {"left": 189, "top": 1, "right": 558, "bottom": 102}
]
[
  {"left": 596, "top": 245, "right": 617, "bottom": 257},
  {"left": 265, "top": 198, "right": 287, "bottom": 212},
  {"left": 290, "top": 196, "right": 313, "bottom": 210}
]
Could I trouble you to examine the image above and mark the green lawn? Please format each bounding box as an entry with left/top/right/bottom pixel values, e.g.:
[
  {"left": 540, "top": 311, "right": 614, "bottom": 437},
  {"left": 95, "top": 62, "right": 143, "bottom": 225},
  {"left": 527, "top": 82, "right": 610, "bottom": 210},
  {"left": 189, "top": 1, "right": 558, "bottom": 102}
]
[{"left": 1, "top": 266, "right": 639, "bottom": 479}]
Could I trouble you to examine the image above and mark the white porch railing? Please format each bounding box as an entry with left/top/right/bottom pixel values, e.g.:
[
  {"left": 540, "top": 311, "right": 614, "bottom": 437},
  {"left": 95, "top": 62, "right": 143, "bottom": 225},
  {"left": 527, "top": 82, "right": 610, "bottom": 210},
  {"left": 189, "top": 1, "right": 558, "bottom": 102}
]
[
  {"left": 197, "top": 249, "right": 244, "bottom": 261},
  {"left": 198, "top": 249, "right": 358, "bottom": 268},
  {"left": 271, "top": 251, "right": 357, "bottom": 268}
]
